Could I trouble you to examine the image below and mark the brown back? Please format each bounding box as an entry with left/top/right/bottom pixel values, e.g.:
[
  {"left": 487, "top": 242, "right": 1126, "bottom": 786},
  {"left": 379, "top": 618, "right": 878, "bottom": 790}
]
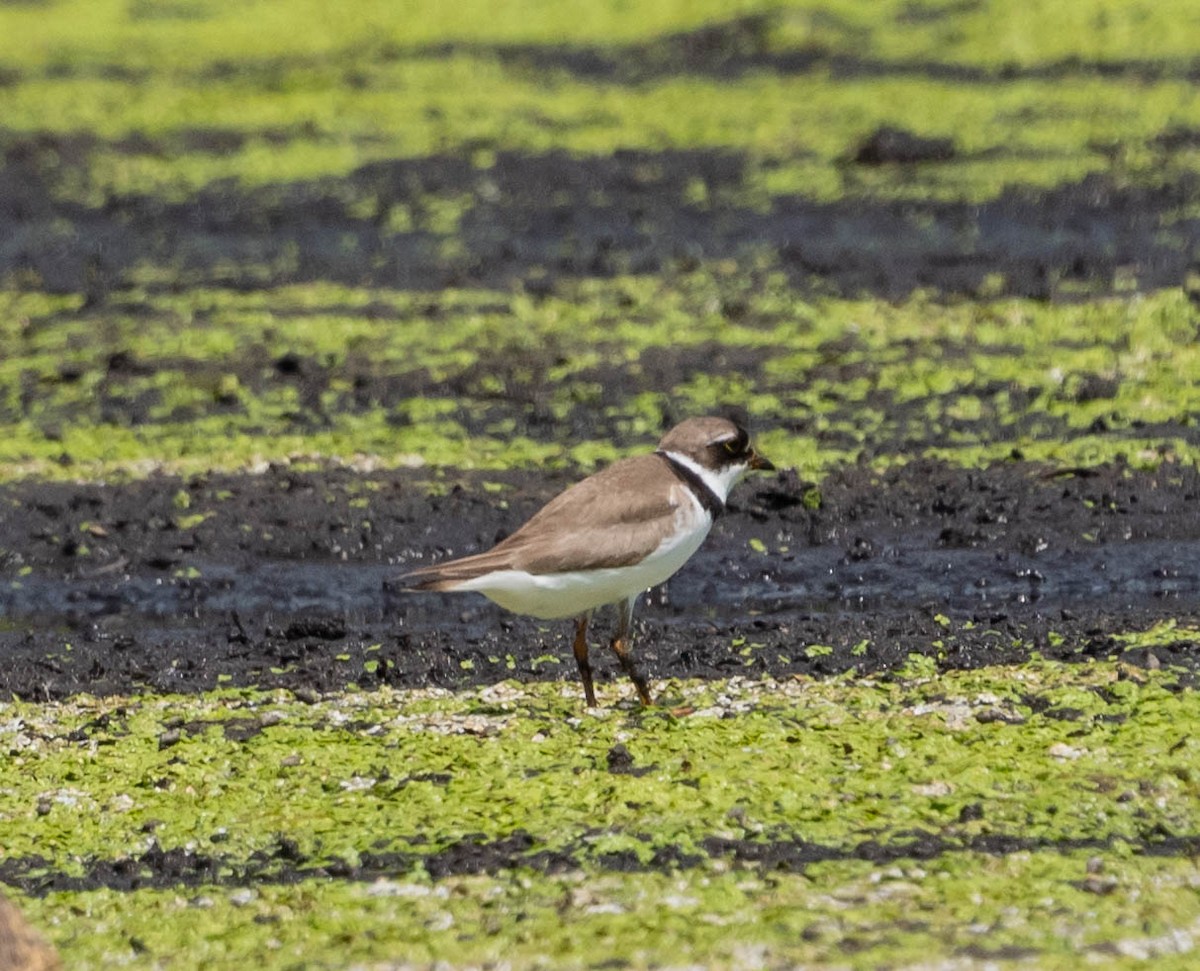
[{"left": 404, "top": 453, "right": 687, "bottom": 587}]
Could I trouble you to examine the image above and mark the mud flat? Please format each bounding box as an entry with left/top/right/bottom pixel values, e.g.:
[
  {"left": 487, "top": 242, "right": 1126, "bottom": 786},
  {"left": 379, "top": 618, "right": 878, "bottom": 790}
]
[{"left": 3, "top": 1, "right": 1200, "bottom": 967}]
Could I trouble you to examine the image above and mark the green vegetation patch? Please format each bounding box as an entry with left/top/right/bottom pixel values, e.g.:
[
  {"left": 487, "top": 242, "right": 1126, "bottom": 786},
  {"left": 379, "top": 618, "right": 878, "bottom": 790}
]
[
  {"left": 16, "top": 850, "right": 1200, "bottom": 970},
  {"left": 3, "top": 1, "right": 1200, "bottom": 206},
  {"left": 3, "top": 0, "right": 1200, "bottom": 484},
  {"left": 2, "top": 280, "right": 1198, "bottom": 481},
  {"left": 3, "top": 653, "right": 1198, "bottom": 968}
]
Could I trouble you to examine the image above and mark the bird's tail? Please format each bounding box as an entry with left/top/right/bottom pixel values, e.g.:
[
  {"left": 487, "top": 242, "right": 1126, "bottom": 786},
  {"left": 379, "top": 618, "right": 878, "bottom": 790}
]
[{"left": 396, "top": 549, "right": 515, "bottom": 592}]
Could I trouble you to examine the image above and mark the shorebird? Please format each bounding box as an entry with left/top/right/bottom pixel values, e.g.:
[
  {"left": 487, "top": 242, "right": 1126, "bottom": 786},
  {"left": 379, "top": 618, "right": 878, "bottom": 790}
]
[{"left": 400, "top": 417, "right": 774, "bottom": 706}]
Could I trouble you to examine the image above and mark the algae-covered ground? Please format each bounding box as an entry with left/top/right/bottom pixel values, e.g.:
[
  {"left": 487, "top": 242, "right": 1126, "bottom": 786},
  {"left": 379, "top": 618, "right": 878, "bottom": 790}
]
[
  {"left": 3, "top": 1, "right": 1200, "bottom": 968},
  {"left": 4, "top": 663, "right": 1200, "bottom": 969}
]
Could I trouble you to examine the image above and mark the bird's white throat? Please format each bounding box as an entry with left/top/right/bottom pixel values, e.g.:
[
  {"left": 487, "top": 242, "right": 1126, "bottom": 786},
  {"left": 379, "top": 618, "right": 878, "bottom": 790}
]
[{"left": 661, "top": 450, "right": 747, "bottom": 502}]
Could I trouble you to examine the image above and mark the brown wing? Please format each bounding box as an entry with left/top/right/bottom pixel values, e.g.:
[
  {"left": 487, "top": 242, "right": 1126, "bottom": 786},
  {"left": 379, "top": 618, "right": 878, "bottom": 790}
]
[{"left": 400, "top": 454, "right": 681, "bottom": 589}]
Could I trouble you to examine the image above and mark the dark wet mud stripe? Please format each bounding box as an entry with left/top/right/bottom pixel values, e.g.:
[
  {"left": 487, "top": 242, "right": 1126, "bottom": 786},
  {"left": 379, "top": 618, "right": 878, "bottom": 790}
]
[
  {"left": 5, "top": 830, "right": 1199, "bottom": 897},
  {"left": 5, "top": 144, "right": 1200, "bottom": 299},
  {"left": 2, "top": 601, "right": 1198, "bottom": 702},
  {"left": 3, "top": 459, "right": 1200, "bottom": 700},
  {"left": 412, "top": 38, "right": 1200, "bottom": 86}
]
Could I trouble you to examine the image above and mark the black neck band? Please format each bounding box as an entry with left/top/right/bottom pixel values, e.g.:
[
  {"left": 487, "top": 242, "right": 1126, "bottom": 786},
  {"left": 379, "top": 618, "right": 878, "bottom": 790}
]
[{"left": 656, "top": 451, "right": 724, "bottom": 519}]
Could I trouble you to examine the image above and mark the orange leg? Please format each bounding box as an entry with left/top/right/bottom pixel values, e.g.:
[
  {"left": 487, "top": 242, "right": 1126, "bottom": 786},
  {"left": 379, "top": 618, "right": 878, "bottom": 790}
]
[
  {"left": 609, "top": 597, "right": 653, "bottom": 705},
  {"left": 573, "top": 614, "right": 597, "bottom": 707}
]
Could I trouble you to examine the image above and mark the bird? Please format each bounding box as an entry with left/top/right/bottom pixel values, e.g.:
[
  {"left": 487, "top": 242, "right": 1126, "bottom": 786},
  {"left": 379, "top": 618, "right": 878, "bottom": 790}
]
[{"left": 399, "top": 416, "right": 774, "bottom": 706}]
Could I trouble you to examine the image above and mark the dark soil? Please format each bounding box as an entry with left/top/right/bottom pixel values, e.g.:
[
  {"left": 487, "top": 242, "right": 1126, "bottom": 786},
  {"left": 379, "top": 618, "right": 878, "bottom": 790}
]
[
  {"left": 6, "top": 827, "right": 1199, "bottom": 897},
  {"left": 2, "top": 457, "right": 1199, "bottom": 702},
  {"left": 7, "top": 137, "right": 1200, "bottom": 300}
]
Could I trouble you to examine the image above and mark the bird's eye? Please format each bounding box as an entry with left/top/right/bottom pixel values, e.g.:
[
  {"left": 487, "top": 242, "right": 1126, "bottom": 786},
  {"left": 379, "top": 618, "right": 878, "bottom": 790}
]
[{"left": 722, "top": 440, "right": 739, "bottom": 454}]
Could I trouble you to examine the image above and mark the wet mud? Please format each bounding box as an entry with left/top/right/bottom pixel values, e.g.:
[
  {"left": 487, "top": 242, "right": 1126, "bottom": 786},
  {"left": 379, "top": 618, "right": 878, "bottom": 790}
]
[
  {"left": 7, "top": 138, "right": 1200, "bottom": 300},
  {"left": 3, "top": 458, "right": 1199, "bottom": 701},
  {"left": 412, "top": 14, "right": 1200, "bottom": 86}
]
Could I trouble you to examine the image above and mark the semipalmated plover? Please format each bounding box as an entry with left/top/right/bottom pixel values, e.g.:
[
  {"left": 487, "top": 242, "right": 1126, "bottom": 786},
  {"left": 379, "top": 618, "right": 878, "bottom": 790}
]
[{"left": 400, "top": 417, "right": 774, "bottom": 706}]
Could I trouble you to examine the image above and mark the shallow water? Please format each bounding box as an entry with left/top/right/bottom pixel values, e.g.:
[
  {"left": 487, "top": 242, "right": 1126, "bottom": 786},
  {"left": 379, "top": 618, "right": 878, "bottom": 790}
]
[
  {"left": 2, "top": 460, "right": 1198, "bottom": 699},
  {"left": 4, "top": 537, "right": 1199, "bottom": 627}
]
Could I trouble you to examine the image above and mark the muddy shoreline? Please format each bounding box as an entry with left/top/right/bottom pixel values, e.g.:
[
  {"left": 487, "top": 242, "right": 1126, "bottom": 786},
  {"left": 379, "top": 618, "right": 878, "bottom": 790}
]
[{"left": 3, "top": 458, "right": 1198, "bottom": 701}]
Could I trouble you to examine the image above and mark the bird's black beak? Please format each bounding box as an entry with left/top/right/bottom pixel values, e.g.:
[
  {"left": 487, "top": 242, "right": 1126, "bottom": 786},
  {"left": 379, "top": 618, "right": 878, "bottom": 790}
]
[{"left": 748, "top": 449, "right": 775, "bottom": 472}]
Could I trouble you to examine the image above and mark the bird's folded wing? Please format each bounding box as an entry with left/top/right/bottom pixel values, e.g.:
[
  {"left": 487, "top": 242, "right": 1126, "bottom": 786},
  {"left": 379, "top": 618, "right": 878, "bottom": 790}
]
[
  {"left": 401, "top": 455, "right": 684, "bottom": 586},
  {"left": 400, "top": 506, "right": 677, "bottom": 587}
]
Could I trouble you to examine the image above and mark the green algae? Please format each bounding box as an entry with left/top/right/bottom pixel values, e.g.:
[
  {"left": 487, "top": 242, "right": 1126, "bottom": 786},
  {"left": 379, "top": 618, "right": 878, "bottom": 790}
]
[
  {"left": 1, "top": 667, "right": 1183, "bottom": 864},
  {"left": 2, "top": 655, "right": 1198, "bottom": 969},
  {"left": 2, "top": 0, "right": 1196, "bottom": 72},
  {"left": 11, "top": 849, "right": 1200, "bottom": 970},
  {"left": 4, "top": 2, "right": 1200, "bottom": 208},
  {"left": 2, "top": 281, "right": 1198, "bottom": 482},
  {"left": 13, "top": 67, "right": 1199, "bottom": 207},
  {"left": 3, "top": 3, "right": 1200, "bottom": 484},
  {"left": 1113, "top": 620, "right": 1200, "bottom": 652}
]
